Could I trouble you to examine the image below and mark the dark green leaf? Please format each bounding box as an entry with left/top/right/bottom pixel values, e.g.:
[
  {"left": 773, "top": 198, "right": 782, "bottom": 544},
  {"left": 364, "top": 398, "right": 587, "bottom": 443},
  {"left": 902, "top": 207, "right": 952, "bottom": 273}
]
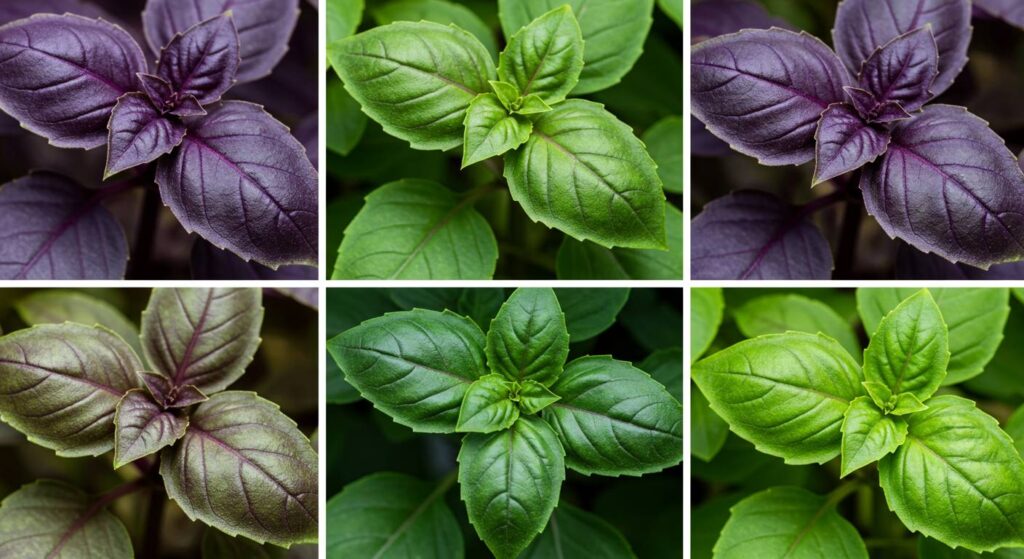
[
  {"left": 486, "top": 288, "right": 569, "bottom": 385},
  {"left": 639, "top": 348, "right": 683, "bottom": 403},
  {"left": 642, "top": 116, "right": 682, "bottom": 194},
  {"left": 456, "top": 374, "right": 519, "bottom": 433},
  {"left": 113, "top": 389, "right": 187, "bottom": 468},
  {"left": 498, "top": 5, "right": 583, "bottom": 104},
  {"left": 553, "top": 287, "right": 629, "bottom": 342},
  {"left": 519, "top": 503, "right": 636, "bottom": 558},
  {"left": 556, "top": 204, "right": 683, "bottom": 280},
  {"left": 326, "top": 75, "right": 368, "bottom": 156},
  {"left": 691, "top": 385, "right": 728, "bottom": 462},
  {"left": 840, "top": 396, "right": 907, "bottom": 477},
  {"left": 518, "top": 380, "right": 560, "bottom": 414}
]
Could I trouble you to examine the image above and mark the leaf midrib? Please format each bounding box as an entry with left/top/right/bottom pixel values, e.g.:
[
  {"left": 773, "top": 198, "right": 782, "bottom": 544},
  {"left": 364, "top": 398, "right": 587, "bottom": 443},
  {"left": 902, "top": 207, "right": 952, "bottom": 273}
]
[
  {"left": 371, "top": 478, "right": 452, "bottom": 558},
  {"left": 388, "top": 192, "right": 480, "bottom": 279}
]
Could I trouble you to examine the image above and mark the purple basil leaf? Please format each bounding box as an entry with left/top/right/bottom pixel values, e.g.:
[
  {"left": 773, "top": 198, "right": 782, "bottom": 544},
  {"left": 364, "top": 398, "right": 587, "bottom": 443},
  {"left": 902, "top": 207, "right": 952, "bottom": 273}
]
[
  {"left": 844, "top": 87, "right": 912, "bottom": 123},
  {"left": 276, "top": 287, "right": 317, "bottom": 310},
  {"left": 156, "top": 13, "right": 240, "bottom": 106},
  {"left": 142, "top": 371, "right": 173, "bottom": 403},
  {"left": 896, "top": 242, "right": 1024, "bottom": 279},
  {"left": 141, "top": 372, "right": 209, "bottom": 408},
  {"left": 834, "top": 0, "right": 970, "bottom": 98},
  {"left": 692, "top": 190, "right": 834, "bottom": 279},
  {"left": 156, "top": 101, "right": 318, "bottom": 268},
  {"left": 813, "top": 103, "right": 890, "bottom": 185},
  {"left": 170, "top": 96, "right": 207, "bottom": 117},
  {"left": 0, "top": 0, "right": 109, "bottom": 22},
  {"left": 0, "top": 14, "right": 146, "bottom": 149},
  {"left": 142, "top": 0, "right": 299, "bottom": 83},
  {"left": 691, "top": 0, "right": 788, "bottom": 40},
  {"left": 0, "top": 172, "right": 127, "bottom": 279},
  {"left": 138, "top": 73, "right": 174, "bottom": 107},
  {"left": 191, "top": 239, "right": 316, "bottom": 280},
  {"left": 858, "top": 27, "right": 938, "bottom": 113},
  {"left": 975, "top": 0, "right": 1024, "bottom": 29},
  {"left": 691, "top": 28, "right": 853, "bottom": 165},
  {"left": 113, "top": 388, "right": 187, "bottom": 468},
  {"left": 692, "top": 116, "right": 732, "bottom": 157},
  {"left": 166, "top": 385, "right": 209, "bottom": 408},
  {"left": 861, "top": 104, "right": 1024, "bottom": 269},
  {"left": 105, "top": 93, "right": 186, "bottom": 178},
  {"left": 294, "top": 112, "right": 318, "bottom": 168}
]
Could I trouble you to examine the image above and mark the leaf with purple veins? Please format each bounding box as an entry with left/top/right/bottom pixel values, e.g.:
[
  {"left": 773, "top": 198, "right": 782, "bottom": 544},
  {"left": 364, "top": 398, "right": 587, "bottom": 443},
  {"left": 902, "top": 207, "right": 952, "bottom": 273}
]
[
  {"left": 813, "top": 104, "right": 890, "bottom": 185},
  {"left": 105, "top": 93, "right": 186, "bottom": 178},
  {"left": 857, "top": 27, "right": 938, "bottom": 113},
  {"left": 156, "top": 13, "right": 240, "bottom": 106},
  {"left": 113, "top": 389, "right": 187, "bottom": 468}
]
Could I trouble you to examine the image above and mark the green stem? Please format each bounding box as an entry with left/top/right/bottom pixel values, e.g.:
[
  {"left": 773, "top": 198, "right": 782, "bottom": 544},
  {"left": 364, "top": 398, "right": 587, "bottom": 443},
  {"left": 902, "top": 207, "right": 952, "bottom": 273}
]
[{"left": 824, "top": 479, "right": 863, "bottom": 510}]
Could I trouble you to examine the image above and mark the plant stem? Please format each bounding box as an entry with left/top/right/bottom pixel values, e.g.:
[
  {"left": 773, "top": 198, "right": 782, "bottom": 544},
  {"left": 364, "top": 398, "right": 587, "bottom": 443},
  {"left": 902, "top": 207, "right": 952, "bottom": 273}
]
[
  {"left": 824, "top": 479, "right": 863, "bottom": 510},
  {"left": 130, "top": 182, "right": 161, "bottom": 278},
  {"left": 798, "top": 189, "right": 846, "bottom": 217},
  {"left": 141, "top": 489, "right": 165, "bottom": 557},
  {"left": 836, "top": 197, "right": 862, "bottom": 278}
]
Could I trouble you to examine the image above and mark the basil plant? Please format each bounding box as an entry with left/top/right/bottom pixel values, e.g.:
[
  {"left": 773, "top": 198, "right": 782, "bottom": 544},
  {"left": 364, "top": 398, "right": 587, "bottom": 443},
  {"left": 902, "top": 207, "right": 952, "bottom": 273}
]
[
  {"left": 692, "top": 287, "right": 1024, "bottom": 556},
  {"left": 327, "top": 287, "right": 683, "bottom": 557},
  {"left": 0, "top": 288, "right": 318, "bottom": 557}
]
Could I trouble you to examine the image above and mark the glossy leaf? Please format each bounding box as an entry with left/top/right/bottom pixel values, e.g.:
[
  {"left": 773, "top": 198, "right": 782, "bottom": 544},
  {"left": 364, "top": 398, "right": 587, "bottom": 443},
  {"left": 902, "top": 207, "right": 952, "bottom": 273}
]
[
  {"left": 813, "top": 104, "right": 890, "bottom": 186},
  {"left": 141, "top": 288, "right": 263, "bottom": 394},
  {"left": 520, "top": 503, "right": 636, "bottom": 558},
  {"left": 691, "top": 28, "right": 852, "bottom": 165},
  {"left": 498, "top": 6, "right": 583, "bottom": 104},
  {"left": 714, "top": 487, "right": 868, "bottom": 558},
  {"left": 0, "top": 14, "right": 145, "bottom": 149},
  {"left": 326, "top": 473, "right": 463, "bottom": 559},
  {"left": 834, "top": 0, "right": 970, "bottom": 97},
  {"left": 372, "top": 0, "right": 497, "bottom": 59},
  {"left": 504, "top": 99, "right": 666, "bottom": 249},
  {"left": 157, "top": 101, "right": 319, "bottom": 268},
  {"left": 459, "top": 415, "right": 564, "bottom": 559},
  {"left": 545, "top": 356, "right": 683, "bottom": 476},
  {"left": 160, "top": 391, "right": 318, "bottom": 547},
  {"left": 552, "top": 287, "right": 630, "bottom": 342},
  {"left": 113, "top": 389, "right": 187, "bottom": 468},
  {"left": 456, "top": 374, "right": 519, "bottom": 433},
  {"left": 691, "top": 386, "right": 729, "bottom": 462},
  {"left": 498, "top": 0, "right": 654, "bottom": 94},
  {"left": 462, "top": 94, "right": 531, "bottom": 168},
  {"left": 137, "top": 73, "right": 208, "bottom": 118},
  {"left": 556, "top": 205, "right": 683, "bottom": 280},
  {"left": 692, "top": 332, "right": 864, "bottom": 464},
  {"left": 155, "top": 13, "right": 240, "bottom": 106},
  {"left": 0, "top": 323, "right": 142, "bottom": 456},
  {"left": 0, "top": 480, "right": 133, "bottom": 558},
  {"left": 327, "top": 308, "right": 486, "bottom": 433},
  {"left": 858, "top": 27, "right": 938, "bottom": 112},
  {"left": 14, "top": 290, "right": 141, "bottom": 358},
  {"left": 840, "top": 396, "right": 907, "bottom": 477},
  {"left": 891, "top": 392, "right": 928, "bottom": 415},
  {"left": 691, "top": 190, "right": 833, "bottom": 280},
  {"left": 486, "top": 288, "right": 569, "bottom": 386},
  {"left": 105, "top": 93, "right": 186, "bottom": 178},
  {"left": 518, "top": 380, "right": 560, "bottom": 415},
  {"left": 691, "top": 288, "right": 724, "bottom": 363},
  {"left": 642, "top": 116, "right": 683, "bottom": 194},
  {"left": 330, "top": 21, "right": 495, "bottom": 150},
  {"left": 334, "top": 179, "right": 498, "bottom": 279},
  {"left": 142, "top": 0, "right": 299, "bottom": 83},
  {"left": 863, "top": 290, "right": 948, "bottom": 401},
  {"left": 734, "top": 294, "right": 861, "bottom": 361},
  {"left": 878, "top": 396, "right": 1024, "bottom": 552}
]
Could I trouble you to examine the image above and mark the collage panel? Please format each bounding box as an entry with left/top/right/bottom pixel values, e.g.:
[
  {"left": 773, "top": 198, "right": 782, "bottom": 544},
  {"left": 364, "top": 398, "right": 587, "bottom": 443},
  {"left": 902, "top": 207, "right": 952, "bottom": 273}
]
[{"left": 325, "top": 287, "right": 683, "bottom": 557}]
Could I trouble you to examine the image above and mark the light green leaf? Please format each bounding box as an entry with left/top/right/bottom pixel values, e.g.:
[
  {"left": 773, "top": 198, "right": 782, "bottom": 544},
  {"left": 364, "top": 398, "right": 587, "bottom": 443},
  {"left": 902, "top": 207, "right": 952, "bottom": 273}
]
[
  {"left": 692, "top": 332, "right": 864, "bottom": 465},
  {"left": 714, "top": 487, "right": 868, "bottom": 558},
  {"left": 840, "top": 396, "right": 907, "bottom": 477},
  {"left": 734, "top": 293, "right": 861, "bottom": 362},
  {"left": 639, "top": 347, "right": 682, "bottom": 403},
  {"left": 373, "top": 0, "right": 498, "bottom": 59},
  {"left": 201, "top": 529, "right": 285, "bottom": 559},
  {"left": 160, "top": 392, "right": 318, "bottom": 547},
  {"left": 490, "top": 80, "right": 520, "bottom": 109},
  {"left": 459, "top": 416, "right": 564, "bottom": 559},
  {"left": 862, "top": 381, "right": 893, "bottom": 410},
  {"left": 879, "top": 396, "right": 1024, "bottom": 553},
  {"left": 334, "top": 179, "right": 498, "bottom": 279},
  {"left": 658, "top": 0, "right": 682, "bottom": 27},
  {"left": 857, "top": 288, "right": 1009, "bottom": 385},
  {"left": 498, "top": 5, "right": 583, "bottom": 104},
  {"left": 863, "top": 290, "right": 948, "bottom": 402},
  {"left": 0, "top": 323, "right": 142, "bottom": 457},
  {"left": 15, "top": 290, "right": 142, "bottom": 358},
  {"left": 327, "top": 75, "right": 368, "bottom": 156},
  {"left": 891, "top": 393, "right": 928, "bottom": 415},
  {"left": 328, "top": 308, "right": 486, "bottom": 432},
  {"left": 327, "top": 0, "right": 364, "bottom": 46},
  {"left": 556, "top": 204, "right": 683, "bottom": 279},
  {"left": 544, "top": 355, "right": 683, "bottom": 476},
  {"left": 642, "top": 116, "right": 682, "bottom": 194},
  {"left": 504, "top": 99, "right": 665, "bottom": 249},
  {"left": 516, "top": 94, "right": 552, "bottom": 114},
  {"left": 457, "top": 374, "right": 519, "bottom": 433},
  {"left": 518, "top": 380, "right": 560, "bottom": 414},
  {"left": 498, "top": 0, "right": 654, "bottom": 94},
  {"left": 553, "top": 287, "right": 630, "bottom": 342},
  {"left": 520, "top": 503, "right": 636, "bottom": 558},
  {"left": 462, "top": 94, "right": 532, "bottom": 168},
  {"left": 691, "top": 385, "right": 728, "bottom": 462},
  {"left": 0, "top": 480, "right": 133, "bottom": 558},
  {"left": 330, "top": 21, "right": 495, "bottom": 150},
  {"left": 326, "top": 473, "right": 463, "bottom": 559},
  {"left": 691, "top": 287, "right": 724, "bottom": 363},
  {"left": 113, "top": 389, "right": 187, "bottom": 468},
  {"left": 486, "top": 288, "right": 569, "bottom": 385}
]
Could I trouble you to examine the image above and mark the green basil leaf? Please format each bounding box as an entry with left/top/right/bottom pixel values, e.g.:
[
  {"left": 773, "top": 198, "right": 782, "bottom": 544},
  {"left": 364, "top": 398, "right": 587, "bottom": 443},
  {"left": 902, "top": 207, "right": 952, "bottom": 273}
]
[
  {"left": 326, "top": 472, "right": 463, "bottom": 559},
  {"left": 734, "top": 293, "right": 861, "bottom": 362},
  {"left": 485, "top": 288, "right": 569, "bottom": 385},
  {"left": 840, "top": 396, "right": 907, "bottom": 477},
  {"left": 504, "top": 99, "right": 666, "bottom": 249},
  {"left": 327, "top": 0, "right": 365, "bottom": 47},
  {"left": 639, "top": 348, "right": 683, "bottom": 403},
  {"left": 498, "top": 5, "right": 583, "bottom": 104},
  {"left": 879, "top": 395, "right": 1024, "bottom": 553},
  {"left": 498, "top": 0, "right": 654, "bottom": 94},
  {"left": 544, "top": 355, "right": 683, "bottom": 475},
  {"left": 160, "top": 391, "right": 318, "bottom": 547},
  {"left": 327, "top": 75, "right": 368, "bottom": 156},
  {"left": 658, "top": 0, "right": 682, "bottom": 27},
  {"left": 861, "top": 381, "right": 893, "bottom": 409},
  {"left": 0, "top": 323, "right": 142, "bottom": 457},
  {"left": 714, "top": 487, "right": 868, "bottom": 558},
  {"left": 113, "top": 389, "right": 187, "bottom": 469},
  {"left": 15, "top": 290, "right": 142, "bottom": 358},
  {"left": 456, "top": 373, "right": 519, "bottom": 433},
  {"left": 389, "top": 287, "right": 505, "bottom": 328},
  {"left": 863, "top": 289, "right": 948, "bottom": 402},
  {"left": 140, "top": 288, "right": 262, "bottom": 394},
  {"left": 642, "top": 116, "right": 682, "bottom": 194},
  {"left": 518, "top": 380, "right": 560, "bottom": 414},
  {"left": 330, "top": 21, "right": 495, "bottom": 151},
  {"left": 691, "top": 385, "right": 728, "bottom": 462},
  {"left": 202, "top": 529, "right": 285, "bottom": 559},
  {"left": 328, "top": 308, "right": 486, "bottom": 432},
  {"left": 692, "top": 332, "right": 864, "bottom": 464},
  {"left": 458, "top": 415, "right": 564, "bottom": 559},
  {"left": 520, "top": 503, "right": 636, "bottom": 558},
  {"left": 691, "top": 288, "right": 724, "bottom": 363},
  {"left": 489, "top": 80, "right": 520, "bottom": 109},
  {"left": 891, "top": 393, "right": 928, "bottom": 416},
  {"left": 553, "top": 287, "right": 630, "bottom": 342},
  {"left": 556, "top": 204, "right": 683, "bottom": 279},
  {"left": 462, "top": 94, "right": 532, "bottom": 168},
  {"left": 372, "top": 0, "right": 498, "bottom": 60},
  {"left": 516, "top": 94, "right": 552, "bottom": 115},
  {"left": 858, "top": 288, "right": 1009, "bottom": 385},
  {"left": 0, "top": 480, "right": 133, "bottom": 558},
  {"left": 334, "top": 179, "right": 498, "bottom": 279}
]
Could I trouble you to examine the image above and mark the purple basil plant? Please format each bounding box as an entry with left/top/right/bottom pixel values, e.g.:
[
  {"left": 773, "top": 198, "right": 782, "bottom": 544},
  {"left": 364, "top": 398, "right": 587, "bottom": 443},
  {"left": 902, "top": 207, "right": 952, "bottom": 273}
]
[
  {"left": 0, "top": 0, "right": 317, "bottom": 279},
  {"left": 691, "top": 0, "right": 1024, "bottom": 279}
]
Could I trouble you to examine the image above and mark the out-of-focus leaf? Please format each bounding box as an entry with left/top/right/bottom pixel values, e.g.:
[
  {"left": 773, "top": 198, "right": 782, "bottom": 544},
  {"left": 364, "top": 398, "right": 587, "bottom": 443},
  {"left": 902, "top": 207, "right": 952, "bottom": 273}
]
[
  {"left": 326, "top": 76, "right": 367, "bottom": 156},
  {"left": 201, "top": 529, "right": 284, "bottom": 559},
  {"left": 733, "top": 293, "right": 860, "bottom": 361},
  {"left": 691, "top": 385, "right": 728, "bottom": 462},
  {"left": 691, "top": 288, "right": 723, "bottom": 363},
  {"left": 643, "top": 116, "right": 682, "bottom": 194},
  {"left": 373, "top": 0, "right": 497, "bottom": 59},
  {"left": 520, "top": 503, "right": 636, "bottom": 558},
  {"left": 975, "top": 0, "right": 1024, "bottom": 29},
  {"left": 556, "top": 205, "right": 682, "bottom": 280},
  {"left": 553, "top": 288, "right": 629, "bottom": 342},
  {"left": 15, "top": 290, "right": 141, "bottom": 357},
  {"left": 639, "top": 348, "right": 682, "bottom": 403},
  {"left": 191, "top": 240, "right": 317, "bottom": 280}
]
